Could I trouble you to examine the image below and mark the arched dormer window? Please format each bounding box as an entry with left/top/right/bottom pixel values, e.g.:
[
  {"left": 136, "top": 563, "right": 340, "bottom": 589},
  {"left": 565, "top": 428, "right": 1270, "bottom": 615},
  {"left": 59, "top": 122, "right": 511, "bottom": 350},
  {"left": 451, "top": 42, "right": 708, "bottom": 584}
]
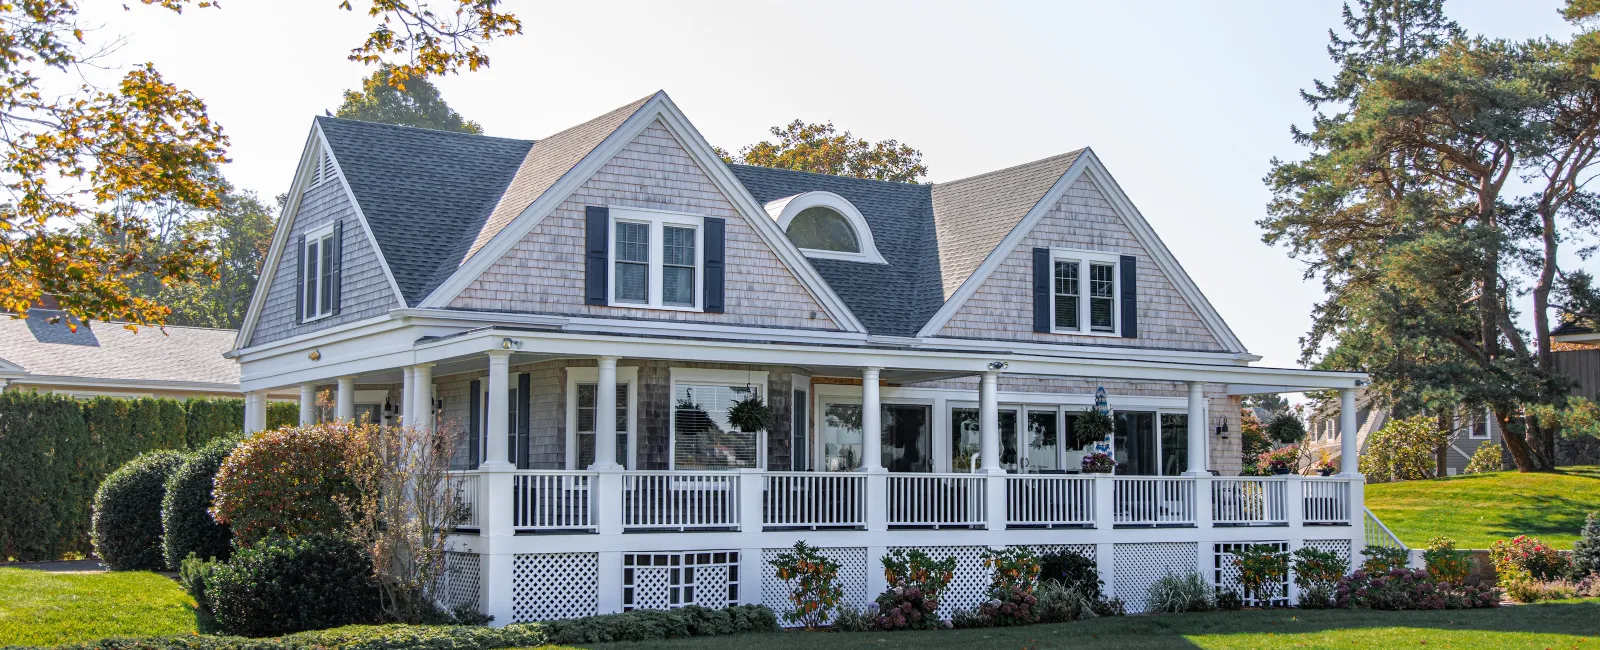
[{"left": 764, "top": 191, "right": 887, "bottom": 264}]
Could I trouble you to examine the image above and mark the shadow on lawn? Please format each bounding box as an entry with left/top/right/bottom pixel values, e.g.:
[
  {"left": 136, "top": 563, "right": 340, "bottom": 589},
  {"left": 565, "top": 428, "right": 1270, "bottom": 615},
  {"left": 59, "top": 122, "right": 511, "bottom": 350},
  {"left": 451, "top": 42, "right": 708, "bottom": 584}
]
[{"left": 1492, "top": 492, "right": 1600, "bottom": 542}]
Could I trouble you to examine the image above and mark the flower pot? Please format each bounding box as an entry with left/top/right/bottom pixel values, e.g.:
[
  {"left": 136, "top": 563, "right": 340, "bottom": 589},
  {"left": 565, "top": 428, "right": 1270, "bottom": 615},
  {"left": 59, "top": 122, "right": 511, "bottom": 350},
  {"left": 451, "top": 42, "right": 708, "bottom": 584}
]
[
  {"left": 1318, "top": 468, "right": 1334, "bottom": 477},
  {"left": 1272, "top": 467, "right": 1291, "bottom": 475}
]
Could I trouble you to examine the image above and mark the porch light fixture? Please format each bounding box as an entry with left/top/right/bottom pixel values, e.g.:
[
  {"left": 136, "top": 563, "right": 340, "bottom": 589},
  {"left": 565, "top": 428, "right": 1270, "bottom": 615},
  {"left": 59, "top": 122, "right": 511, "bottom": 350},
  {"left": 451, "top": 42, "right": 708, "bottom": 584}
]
[
  {"left": 1215, "top": 414, "right": 1230, "bottom": 439},
  {"left": 308, "top": 349, "right": 321, "bottom": 361},
  {"left": 987, "top": 361, "right": 1009, "bottom": 371},
  {"left": 501, "top": 337, "right": 522, "bottom": 350}
]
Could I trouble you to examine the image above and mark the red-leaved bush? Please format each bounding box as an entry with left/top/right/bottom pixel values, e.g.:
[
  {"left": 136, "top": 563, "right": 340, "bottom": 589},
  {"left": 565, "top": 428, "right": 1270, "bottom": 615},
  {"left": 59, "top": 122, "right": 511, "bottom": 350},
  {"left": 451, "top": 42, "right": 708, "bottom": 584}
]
[{"left": 211, "top": 422, "right": 358, "bottom": 545}]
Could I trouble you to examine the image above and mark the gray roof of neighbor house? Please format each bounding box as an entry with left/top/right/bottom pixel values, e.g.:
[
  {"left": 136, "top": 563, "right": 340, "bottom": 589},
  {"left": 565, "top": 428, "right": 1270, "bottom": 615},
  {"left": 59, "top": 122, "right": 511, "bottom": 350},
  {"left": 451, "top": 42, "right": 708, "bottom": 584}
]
[
  {"left": 306, "top": 97, "right": 1096, "bottom": 336},
  {"left": 0, "top": 311, "right": 242, "bottom": 388}
]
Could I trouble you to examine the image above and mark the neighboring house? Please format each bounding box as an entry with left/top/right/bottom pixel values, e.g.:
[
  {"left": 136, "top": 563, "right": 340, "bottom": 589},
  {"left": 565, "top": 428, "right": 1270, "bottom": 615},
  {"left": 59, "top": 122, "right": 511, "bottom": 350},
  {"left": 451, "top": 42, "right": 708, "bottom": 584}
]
[
  {"left": 1303, "top": 390, "right": 1501, "bottom": 476},
  {"left": 1548, "top": 321, "right": 1600, "bottom": 466},
  {"left": 229, "top": 92, "right": 1368, "bottom": 619},
  {"left": 0, "top": 308, "right": 284, "bottom": 400}
]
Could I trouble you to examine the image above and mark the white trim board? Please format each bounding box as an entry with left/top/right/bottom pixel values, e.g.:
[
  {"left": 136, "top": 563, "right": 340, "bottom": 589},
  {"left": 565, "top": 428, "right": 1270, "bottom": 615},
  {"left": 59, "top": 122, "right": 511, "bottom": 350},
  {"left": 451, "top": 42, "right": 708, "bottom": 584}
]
[{"left": 914, "top": 150, "right": 1247, "bottom": 354}]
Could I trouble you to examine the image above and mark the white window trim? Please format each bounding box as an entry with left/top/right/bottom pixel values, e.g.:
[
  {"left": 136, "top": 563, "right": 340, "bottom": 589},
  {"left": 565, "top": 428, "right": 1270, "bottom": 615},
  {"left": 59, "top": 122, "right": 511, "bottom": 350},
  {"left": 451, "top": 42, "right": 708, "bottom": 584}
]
[
  {"left": 1470, "top": 408, "right": 1492, "bottom": 439},
  {"left": 668, "top": 367, "right": 769, "bottom": 470},
  {"left": 607, "top": 206, "right": 704, "bottom": 312},
  {"left": 764, "top": 191, "right": 888, "bottom": 265},
  {"left": 790, "top": 373, "right": 810, "bottom": 472},
  {"left": 301, "top": 222, "right": 337, "bottom": 323},
  {"left": 564, "top": 366, "right": 639, "bottom": 470},
  {"left": 1049, "top": 247, "right": 1122, "bottom": 337}
]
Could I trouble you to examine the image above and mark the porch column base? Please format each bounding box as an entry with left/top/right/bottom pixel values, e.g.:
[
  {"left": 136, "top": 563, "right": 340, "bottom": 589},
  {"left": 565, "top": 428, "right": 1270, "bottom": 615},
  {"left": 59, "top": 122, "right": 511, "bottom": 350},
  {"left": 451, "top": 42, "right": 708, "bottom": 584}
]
[
  {"left": 597, "top": 551, "right": 624, "bottom": 614},
  {"left": 863, "top": 467, "right": 888, "bottom": 532},
  {"left": 983, "top": 468, "right": 1007, "bottom": 531}
]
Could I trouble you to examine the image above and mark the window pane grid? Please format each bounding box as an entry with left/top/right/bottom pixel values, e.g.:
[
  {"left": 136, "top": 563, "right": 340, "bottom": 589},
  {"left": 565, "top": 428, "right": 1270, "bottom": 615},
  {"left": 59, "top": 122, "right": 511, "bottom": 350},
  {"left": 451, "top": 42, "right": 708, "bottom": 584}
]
[
  {"left": 319, "top": 235, "right": 334, "bottom": 314},
  {"left": 1053, "top": 260, "right": 1079, "bottom": 330},
  {"left": 662, "top": 226, "right": 696, "bottom": 307},
  {"left": 674, "top": 383, "right": 760, "bottom": 470},
  {"left": 1089, "top": 262, "right": 1115, "bottom": 332},
  {"left": 303, "top": 240, "right": 319, "bottom": 317},
  {"left": 576, "top": 383, "right": 629, "bottom": 468}
]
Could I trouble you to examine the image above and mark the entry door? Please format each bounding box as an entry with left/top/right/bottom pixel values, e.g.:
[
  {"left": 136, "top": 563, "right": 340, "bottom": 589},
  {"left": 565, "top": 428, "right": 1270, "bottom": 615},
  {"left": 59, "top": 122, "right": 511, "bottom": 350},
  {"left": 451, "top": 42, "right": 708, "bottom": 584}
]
[
  {"left": 1114, "top": 411, "right": 1159, "bottom": 475},
  {"left": 1021, "top": 407, "right": 1062, "bottom": 473},
  {"left": 882, "top": 404, "right": 932, "bottom": 473}
]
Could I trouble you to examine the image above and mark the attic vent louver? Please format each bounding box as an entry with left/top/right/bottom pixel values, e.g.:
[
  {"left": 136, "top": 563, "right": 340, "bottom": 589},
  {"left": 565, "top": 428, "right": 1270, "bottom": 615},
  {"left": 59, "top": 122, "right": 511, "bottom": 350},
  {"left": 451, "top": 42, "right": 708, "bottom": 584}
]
[{"left": 320, "top": 149, "right": 337, "bottom": 186}]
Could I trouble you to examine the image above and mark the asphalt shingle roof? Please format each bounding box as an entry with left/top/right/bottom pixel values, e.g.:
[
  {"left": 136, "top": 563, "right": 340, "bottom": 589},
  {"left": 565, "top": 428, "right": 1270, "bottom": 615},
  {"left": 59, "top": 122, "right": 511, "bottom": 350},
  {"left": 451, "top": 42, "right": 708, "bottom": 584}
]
[
  {"left": 0, "top": 312, "right": 241, "bottom": 386},
  {"left": 930, "top": 150, "right": 1084, "bottom": 299}
]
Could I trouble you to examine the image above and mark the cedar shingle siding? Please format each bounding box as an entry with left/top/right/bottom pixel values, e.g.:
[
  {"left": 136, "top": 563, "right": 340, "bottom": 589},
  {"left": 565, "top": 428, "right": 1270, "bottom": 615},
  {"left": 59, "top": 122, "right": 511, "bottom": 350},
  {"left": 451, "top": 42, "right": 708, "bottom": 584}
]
[
  {"left": 938, "top": 178, "right": 1223, "bottom": 351},
  {"left": 249, "top": 179, "right": 397, "bottom": 347}
]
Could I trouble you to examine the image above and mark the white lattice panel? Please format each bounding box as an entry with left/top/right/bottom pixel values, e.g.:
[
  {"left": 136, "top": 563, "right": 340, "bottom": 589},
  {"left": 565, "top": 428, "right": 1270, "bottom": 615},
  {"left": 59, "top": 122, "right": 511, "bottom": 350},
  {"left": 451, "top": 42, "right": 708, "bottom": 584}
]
[
  {"left": 760, "top": 547, "right": 869, "bottom": 623},
  {"left": 1304, "top": 539, "right": 1353, "bottom": 567},
  {"left": 623, "top": 551, "right": 741, "bottom": 611},
  {"left": 438, "top": 552, "right": 480, "bottom": 611},
  {"left": 889, "top": 546, "right": 989, "bottom": 618},
  {"left": 1023, "top": 544, "right": 1097, "bottom": 562},
  {"left": 633, "top": 567, "right": 672, "bottom": 610},
  {"left": 1114, "top": 542, "right": 1199, "bottom": 613},
  {"left": 1213, "top": 542, "right": 1289, "bottom": 608},
  {"left": 512, "top": 552, "right": 599, "bottom": 623}
]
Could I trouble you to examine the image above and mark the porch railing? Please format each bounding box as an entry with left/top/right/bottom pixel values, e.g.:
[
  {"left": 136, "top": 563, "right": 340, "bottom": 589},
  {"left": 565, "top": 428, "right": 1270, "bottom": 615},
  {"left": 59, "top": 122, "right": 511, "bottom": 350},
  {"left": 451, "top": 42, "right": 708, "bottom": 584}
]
[
  {"left": 1211, "top": 477, "right": 1286, "bottom": 526},
  {"left": 763, "top": 472, "right": 865, "bottom": 529},
  {"left": 886, "top": 473, "right": 986, "bottom": 527},
  {"left": 1006, "top": 475, "right": 1095, "bottom": 527},
  {"left": 622, "top": 471, "right": 740, "bottom": 531},
  {"left": 511, "top": 471, "right": 596, "bottom": 532},
  {"left": 448, "top": 472, "right": 481, "bottom": 529},
  {"left": 1113, "top": 477, "right": 1196, "bottom": 526},
  {"left": 1303, "top": 478, "right": 1351, "bottom": 525}
]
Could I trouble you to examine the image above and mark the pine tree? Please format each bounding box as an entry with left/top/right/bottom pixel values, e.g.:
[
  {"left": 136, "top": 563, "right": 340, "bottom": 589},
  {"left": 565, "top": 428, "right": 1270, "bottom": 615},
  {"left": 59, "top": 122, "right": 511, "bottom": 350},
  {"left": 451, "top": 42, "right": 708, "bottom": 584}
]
[
  {"left": 335, "top": 65, "right": 483, "bottom": 134},
  {"left": 1574, "top": 511, "right": 1600, "bottom": 577}
]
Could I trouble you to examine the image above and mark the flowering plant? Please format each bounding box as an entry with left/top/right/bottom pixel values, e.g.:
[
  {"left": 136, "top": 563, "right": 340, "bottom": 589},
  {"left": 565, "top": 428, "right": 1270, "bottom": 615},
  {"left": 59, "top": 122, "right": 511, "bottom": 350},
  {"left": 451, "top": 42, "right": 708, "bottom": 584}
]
[
  {"left": 1490, "top": 535, "right": 1570, "bottom": 582},
  {"left": 769, "top": 540, "right": 843, "bottom": 629},
  {"left": 873, "top": 586, "right": 941, "bottom": 630},
  {"left": 1422, "top": 536, "right": 1473, "bottom": 585},
  {"left": 873, "top": 548, "right": 956, "bottom": 630},
  {"left": 1336, "top": 568, "right": 1501, "bottom": 610},
  {"left": 1229, "top": 545, "right": 1288, "bottom": 606},
  {"left": 1081, "top": 452, "right": 1115, "bottom": 473},
  {"left": 974, "top": 547, "right": 1041, "bottom": 626}
]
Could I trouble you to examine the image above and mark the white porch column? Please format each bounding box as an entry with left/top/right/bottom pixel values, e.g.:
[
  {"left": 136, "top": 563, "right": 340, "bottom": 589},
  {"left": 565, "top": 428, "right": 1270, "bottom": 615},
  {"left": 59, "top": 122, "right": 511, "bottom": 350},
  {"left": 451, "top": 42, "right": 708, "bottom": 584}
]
[
  {"left": 979, "top": 371, "right": 1001, "bottom": 473},
  {"left": 335, "top": 376, "right": 356, "bottom": 422},
  {"left": 860, "top": 367, "right": 883, "bottom": 471},
  {"left": 244, "top": 390, "right": 267, "bottom": 434},
  {"left": 591, "top": 356, "right": 622, "bottom": 470},
  {"left": 400, "top": 366, "right": 415, "bottom": 426},
  {"left": 412, "top": 364, "right": 434, "bottom": 433},
  {"left": 1185, "top": 382, "right": 1208, "bottom": 475},
  {"left": 1339, "top": 388, "right": 1359, "bottom": 475},
  {"left": 483, "top": 351, "right": 512, "bottom": 469},
  {"left": 298, "top": 383, "right": 316, "bottom": 426}
]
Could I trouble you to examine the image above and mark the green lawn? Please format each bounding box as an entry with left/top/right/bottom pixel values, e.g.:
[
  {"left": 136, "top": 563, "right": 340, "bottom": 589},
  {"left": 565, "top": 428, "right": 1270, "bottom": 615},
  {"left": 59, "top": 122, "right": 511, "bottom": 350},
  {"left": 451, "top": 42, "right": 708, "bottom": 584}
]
[
  {"left": 0, "top": 567, "right": 198, "bottom": 647},
  {"left": 1365, "top": 465, "right": 1600, "bottom": 549},
  {"left": 575, "top": 601, "right": 1600, "bottom": 650}
]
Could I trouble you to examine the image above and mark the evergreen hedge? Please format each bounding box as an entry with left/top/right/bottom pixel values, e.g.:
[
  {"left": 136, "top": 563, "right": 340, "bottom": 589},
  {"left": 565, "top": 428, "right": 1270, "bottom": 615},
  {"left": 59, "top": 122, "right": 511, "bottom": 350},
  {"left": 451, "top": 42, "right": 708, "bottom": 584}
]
[
  {"left": 92, "top": 450, "right": 188, "bottom": 570},
  {"left": 0, "top": 391, "right": 297, "bottom": 561},
  {"left": 162, "top": 434, "right": 245, "bottom": 569}
]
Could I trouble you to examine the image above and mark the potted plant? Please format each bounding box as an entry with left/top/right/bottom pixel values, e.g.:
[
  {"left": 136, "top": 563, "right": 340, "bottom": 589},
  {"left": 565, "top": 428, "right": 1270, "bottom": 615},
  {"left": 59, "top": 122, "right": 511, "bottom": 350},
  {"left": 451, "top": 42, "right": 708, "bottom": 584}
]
[
  {"left": 1073, "top": 408, "right": 1114, "bottom": 449},
  {"left": 726, "top": 392, "right": 773, "bottom": 432},
  {"left": 1269, "top": 459, "right": 1291, "bottom": 475},
  {"left": 1081, "top": 452, "right": 1115, "bottom": 474},
  {"left": 1314, "top": 459, "right": 1336, "bottom": 476}
]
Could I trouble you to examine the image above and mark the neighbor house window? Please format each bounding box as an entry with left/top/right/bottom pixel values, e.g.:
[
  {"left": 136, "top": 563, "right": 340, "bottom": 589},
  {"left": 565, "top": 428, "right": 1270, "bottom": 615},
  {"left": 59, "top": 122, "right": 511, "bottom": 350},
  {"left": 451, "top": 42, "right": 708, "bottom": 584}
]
[
  {"left": 1050, "top": 249, "right": 1120, "bottom": 335},
  {"left": 608, "top": 209, "right": 703, "bottom": 310},
  {"left": 670, "top": 369, "right": 767, "bottom": 469},
  {"left": 301, "top": 223, "right": 338, "bottom": 321}
]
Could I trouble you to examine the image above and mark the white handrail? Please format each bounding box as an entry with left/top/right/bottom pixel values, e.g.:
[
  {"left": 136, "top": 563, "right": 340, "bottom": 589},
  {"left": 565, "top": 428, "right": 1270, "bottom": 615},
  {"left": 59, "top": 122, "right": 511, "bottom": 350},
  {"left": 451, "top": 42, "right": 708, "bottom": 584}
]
[
  {"left": 1363, "top": 507, "right": 1408, "bottom": 551},
  {"left": 1113, "top": 477, "right": 1195, "bottom": 526},
  {"left": 1006, "top": 475, "right": 1095, "bottom": 527},
  {"left": 886, "top": 473, "right": 986, "bottom": 527},
  {"left": 762, "top": 472, "right": 866, "bottom": 529}
]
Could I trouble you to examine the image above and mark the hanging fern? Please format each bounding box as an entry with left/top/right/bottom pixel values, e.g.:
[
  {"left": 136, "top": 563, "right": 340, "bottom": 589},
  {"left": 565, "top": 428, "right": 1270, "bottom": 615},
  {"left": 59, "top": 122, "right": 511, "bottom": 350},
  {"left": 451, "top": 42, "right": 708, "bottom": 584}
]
[
  {"left": 1072, "top": 408, "right": 1114, "bottom": 449},
  {"left": 727, "top": 393, "right": 774, "bottom": 432}
]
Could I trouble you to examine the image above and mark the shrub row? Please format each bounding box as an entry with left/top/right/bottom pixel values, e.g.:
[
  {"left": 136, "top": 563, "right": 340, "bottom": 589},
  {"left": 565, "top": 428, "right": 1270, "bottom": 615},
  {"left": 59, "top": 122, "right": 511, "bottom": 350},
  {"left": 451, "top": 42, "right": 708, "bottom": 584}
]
[
  {"left": 0, "top": 392, "right": 294, "bottom": 561},
  {"left": 49, "top": 623, "right": 548, "bottom": 650},
  {"left": 540, "top": 605, "right": 778, "bottom": 644}
]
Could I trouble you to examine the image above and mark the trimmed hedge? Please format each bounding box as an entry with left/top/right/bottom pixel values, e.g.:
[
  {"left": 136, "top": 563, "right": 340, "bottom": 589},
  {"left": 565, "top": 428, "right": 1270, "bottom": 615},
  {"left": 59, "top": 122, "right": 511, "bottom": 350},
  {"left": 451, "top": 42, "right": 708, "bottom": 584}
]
[
  {"left": 49, "top": 623, "right": 548, "bottom": 650},
  {"left": 0, "top": 392, "right": 296, "bottom": 561},
  {"left": 92, "top": 450, "right": 188, "bottom": 570},
  {"left": 541, "top": 604, "right": 778, "bottom": 644},
  {"left": 161, "top": 434, "right": 244, "bottom": 569},
  {"left": 206, "top": 534, "right": 380, "bottom": 637}
]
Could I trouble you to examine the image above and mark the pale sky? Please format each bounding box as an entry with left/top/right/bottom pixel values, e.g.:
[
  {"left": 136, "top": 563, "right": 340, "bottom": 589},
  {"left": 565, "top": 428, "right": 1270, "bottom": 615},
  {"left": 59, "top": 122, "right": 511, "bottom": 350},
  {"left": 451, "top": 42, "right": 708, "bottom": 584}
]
[{"left": 78, "top": 0, "right": 1576, "bottom": 371}]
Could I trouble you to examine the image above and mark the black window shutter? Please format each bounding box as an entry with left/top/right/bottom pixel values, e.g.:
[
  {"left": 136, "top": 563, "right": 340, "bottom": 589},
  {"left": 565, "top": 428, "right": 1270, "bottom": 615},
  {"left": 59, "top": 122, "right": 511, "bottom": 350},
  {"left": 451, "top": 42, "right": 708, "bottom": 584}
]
[
  {"left": 516, "top": 373, "right": 531, "bottom": 469},
  {"left": 1032, "top": 247, "right": 1051, "bottom": 333},
  {"left": 585, "top": 206, "right": 609, "bottom": 305},
  {"left": 294, "top": 234, "right": 306, "bottom": 323},
  {"left": 1120, "top": 254, "right": 1138, "bottom": 338},
  {"left": 704, "top": 217, "right": 726, "bottom": 313},
  {"left": 330, "top": 222, "right": 344, "bottom": 315},
  {"left": 468, "top": 379, "right": 481, "bottom": 469}
]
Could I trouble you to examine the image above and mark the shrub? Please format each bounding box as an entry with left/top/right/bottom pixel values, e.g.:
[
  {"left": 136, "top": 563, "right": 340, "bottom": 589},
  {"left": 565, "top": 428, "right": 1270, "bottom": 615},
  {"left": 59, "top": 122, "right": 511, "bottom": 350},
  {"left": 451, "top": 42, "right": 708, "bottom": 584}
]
[
  {"left": 1490, "top": 535, "right": 1571, "bottom": 583},
  {"left": 51, "top": 623, "right": 548, "bottom": 650},
  {"left": 1215, "top": 589, "right": 1244, "bottom": 611},
  {"left": 179, "top": 553, "right": 222, "bottom": 613},
  {"left": 1146, "top": 572, "right": 1213, "bottom": 613},
  {"left": 873, "top": 585, "right": 943, "bottom": 630},
  {"left": 970, "top": 547, "right": 1041, "bottom": 626},
  {"left": 1291, "top": 546, "right": 1348, "bottom": 608},
  {"left": 212, "top": 423, "right": 357, "bottom": 545},
  {"left": 1034, "top": 580, "right": 1103, "bottom": 623},
  {"left": 1335, "top": 568, "right": 1501, "bottom": 610},
  {"left": 871, "top": 548, "right": 956, "bottom": 629},
  {"left": 1246, "top": 444, "right": 1303, "bottom": 476},
  {"left": 92, "top": 450, "right": 187, "bottom": 570},
  {"left": 768, "top": 541, "right": 843, "bottom": 629},
  {"left": 1464, "top": 442, "right": 1503, "bottom": 474},
  {"left": 1422, "top": 536, "right": 1472, "bottom": 585},
  {"left": 1038, "top": 549, "right": 1102, "bottom": 599},
  {"left": 1504, "top": 575, "right": 1578, "bottom": 603},
  {"left": 1572, "top": 512, "right": 1600, "bottom": 579},
  {"left": 205, "top": 534, "right": 379, "bottom": 637},
  {"left": 829, "top": 604, "right": 877, "bottom": 632},
  {"left": 1229, "top": 545, "right": 1288, "bottom": 606},
  {"left": 1265, "top": 412, "right": 1306, "bottom": 444},
  {"left": 540, "top": 605, "right": 776, "bottom": 644},
  {"left": 1361, "top": 546, "right": 1410, "bottom": 574},
  {"left": 1360, "top": 415, "right": 1452, "bottom": 482},
  {"left": 162, "top": 435, "right": 242, "bottom": 569}
]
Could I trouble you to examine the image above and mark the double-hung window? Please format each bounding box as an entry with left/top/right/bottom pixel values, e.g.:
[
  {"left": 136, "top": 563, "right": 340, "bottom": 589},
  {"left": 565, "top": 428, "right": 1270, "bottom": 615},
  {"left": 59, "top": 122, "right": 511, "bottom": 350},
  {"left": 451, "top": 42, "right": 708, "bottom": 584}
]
[
  {"left": 608, "top": 208, "right": 703, "bottom": 310},
  {"left": 565, "top": 367, "right": 637, "bottom": 469},
  {"left": 301, "top": 223, "right": 339, "bottom": 322},
  {"left": 1050, "top": 249, "right": 1121, "bottom": 335}
]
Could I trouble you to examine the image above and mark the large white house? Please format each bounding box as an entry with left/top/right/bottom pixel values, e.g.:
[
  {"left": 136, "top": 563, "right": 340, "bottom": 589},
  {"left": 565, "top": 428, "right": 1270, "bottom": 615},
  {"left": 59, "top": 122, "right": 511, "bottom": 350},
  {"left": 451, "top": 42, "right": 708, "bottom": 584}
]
[{"left": 229, "top": 92, "right": 1368, "bottom": 621}]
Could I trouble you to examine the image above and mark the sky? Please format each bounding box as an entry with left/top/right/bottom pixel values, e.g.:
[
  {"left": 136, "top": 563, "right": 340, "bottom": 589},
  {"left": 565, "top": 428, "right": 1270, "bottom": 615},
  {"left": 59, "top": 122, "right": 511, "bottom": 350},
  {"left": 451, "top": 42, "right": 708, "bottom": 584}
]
[{"left": 77, "top": 0, "right": 1578, "bottom": 372}]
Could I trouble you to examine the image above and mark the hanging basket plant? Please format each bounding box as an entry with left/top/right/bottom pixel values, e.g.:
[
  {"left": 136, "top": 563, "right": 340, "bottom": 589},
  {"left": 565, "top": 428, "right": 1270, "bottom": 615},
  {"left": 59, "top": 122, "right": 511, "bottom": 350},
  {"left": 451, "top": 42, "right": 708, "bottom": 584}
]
[
  {"left": 1265, "top": 412, "right": 1306, "bottom": 445},
  {"left": 1072, "top": 408, "right": 1114, "bottom": 449},
  {"left": 727, "top": 393, "right": 774, "bottom": 433}
]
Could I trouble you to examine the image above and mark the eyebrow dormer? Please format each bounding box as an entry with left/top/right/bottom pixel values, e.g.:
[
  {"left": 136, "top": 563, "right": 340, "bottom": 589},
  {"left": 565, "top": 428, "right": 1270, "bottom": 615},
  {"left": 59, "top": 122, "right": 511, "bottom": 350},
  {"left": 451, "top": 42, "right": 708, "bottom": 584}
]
[{"left": 764, "top": 191, "right": 887, "bottom": 264}]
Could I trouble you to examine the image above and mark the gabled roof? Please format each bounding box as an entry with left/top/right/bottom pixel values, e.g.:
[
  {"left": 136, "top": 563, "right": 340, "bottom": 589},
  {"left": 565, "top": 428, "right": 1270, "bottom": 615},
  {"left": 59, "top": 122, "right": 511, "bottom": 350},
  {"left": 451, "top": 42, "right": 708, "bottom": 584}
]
[
  {"left": 316, "top": 117, "right": 534, "bottom": 306},
  {"left": 930, "top": 151, "right": 1084, "bottom": 298},
  {"left": 0, "top": 311, "right": 242, "bottom": 388}
]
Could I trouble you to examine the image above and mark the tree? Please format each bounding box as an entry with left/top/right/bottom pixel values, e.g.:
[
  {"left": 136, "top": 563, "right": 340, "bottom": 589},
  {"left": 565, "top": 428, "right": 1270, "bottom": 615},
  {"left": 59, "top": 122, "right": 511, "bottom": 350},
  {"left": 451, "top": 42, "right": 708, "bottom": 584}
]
[
  {"left": 1241, "top": 394, "right": 1291, "bottom": 414},
  {"left": 335, "top": 65, "right": 482, "bottom": 133},
  {"left": 1359, "top": 414, "right": 1453, "bottom": 482},
  {"left": 155, "top": 188, "right": 275, "bottom": 329},
  {"left": 717, "top": 121, "right": 928, "bottom": 183},
  {"left": 1, "top": 1, "right": 521, "bottom": 328}
]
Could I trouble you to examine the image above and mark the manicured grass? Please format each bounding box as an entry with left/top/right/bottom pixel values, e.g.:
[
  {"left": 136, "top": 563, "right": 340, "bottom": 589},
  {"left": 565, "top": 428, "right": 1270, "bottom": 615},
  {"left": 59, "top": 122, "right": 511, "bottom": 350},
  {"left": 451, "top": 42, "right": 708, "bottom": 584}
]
[
  {"left": 1365, "top": 465, "right": 1600, "bottom": 549},
  {"left": 575, "top": 601, "right": 1600, "bottom": 649},
  {"left": 0, "top": 567, "right": 198, "bottom": 646}
]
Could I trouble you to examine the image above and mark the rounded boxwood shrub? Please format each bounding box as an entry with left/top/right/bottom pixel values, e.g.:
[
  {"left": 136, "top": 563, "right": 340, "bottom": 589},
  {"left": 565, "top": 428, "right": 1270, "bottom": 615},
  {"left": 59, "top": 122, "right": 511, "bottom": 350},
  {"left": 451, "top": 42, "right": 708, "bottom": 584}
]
[
  {"left": 162, "top": 434, "right": 243, "bottom": 568},
  {"left": 206, "top": 533, "right": 379, "bottom": 637},
  {"left": 212, "top": 423, "right": 357, "bottom": 545},
  {"left": 92, "top": 450, "right": 187, "bottom": 570}
]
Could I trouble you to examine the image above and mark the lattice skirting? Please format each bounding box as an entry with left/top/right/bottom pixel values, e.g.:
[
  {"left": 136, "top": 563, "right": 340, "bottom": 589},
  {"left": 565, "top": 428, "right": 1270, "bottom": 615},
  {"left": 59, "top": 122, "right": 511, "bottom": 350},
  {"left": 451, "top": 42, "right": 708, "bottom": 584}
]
[
  {"left": 1114, "top": 542, "right": 1199, "bottom": 613},
  {"left": 887, "top": 545, "right": 992, "bottom": 618},
  {"left": 1304, "top": 539, "right": 1354, "bottom": 567},
  {"left": 760, "top": 547, "right": 869, "bottom": 623},
  {"left": 512, "top": 552, "right": 599, "bottom": 623},
  {"left": 623, "top": 551, "right": 741, "bottom": 611},
  {"left": 1213, "top": 542, "right": 1290, "bottom": 608},
  {"left": 438, "top": 552, "right": 481, "bottom": 611}
]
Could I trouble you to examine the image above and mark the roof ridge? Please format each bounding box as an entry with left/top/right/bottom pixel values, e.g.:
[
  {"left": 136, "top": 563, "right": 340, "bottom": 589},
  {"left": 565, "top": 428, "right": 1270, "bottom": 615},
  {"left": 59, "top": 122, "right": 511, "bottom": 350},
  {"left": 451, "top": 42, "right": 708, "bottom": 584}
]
[
  {"left": 8, "top": 311, "right": 240, "bottom": 334},
  {"left": 315, "top": 115, "right": 533, "bottom": 145},
  {"left": 727, "top": 163, "right": 932, "bottom": 188},
  {"left": 936, "top": 148, "right": 1088, "bottom": 187}
]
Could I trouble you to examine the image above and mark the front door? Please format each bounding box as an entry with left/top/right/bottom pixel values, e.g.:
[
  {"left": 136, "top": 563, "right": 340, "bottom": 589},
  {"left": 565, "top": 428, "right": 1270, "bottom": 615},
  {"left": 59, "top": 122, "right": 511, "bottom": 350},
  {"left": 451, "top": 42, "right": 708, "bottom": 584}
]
[
  {"left": 1114, "top": 411, "right": 1159, "bottom": 475},
  {"left": 882, "top": 404, "right": 932, "bottom": 473}
]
